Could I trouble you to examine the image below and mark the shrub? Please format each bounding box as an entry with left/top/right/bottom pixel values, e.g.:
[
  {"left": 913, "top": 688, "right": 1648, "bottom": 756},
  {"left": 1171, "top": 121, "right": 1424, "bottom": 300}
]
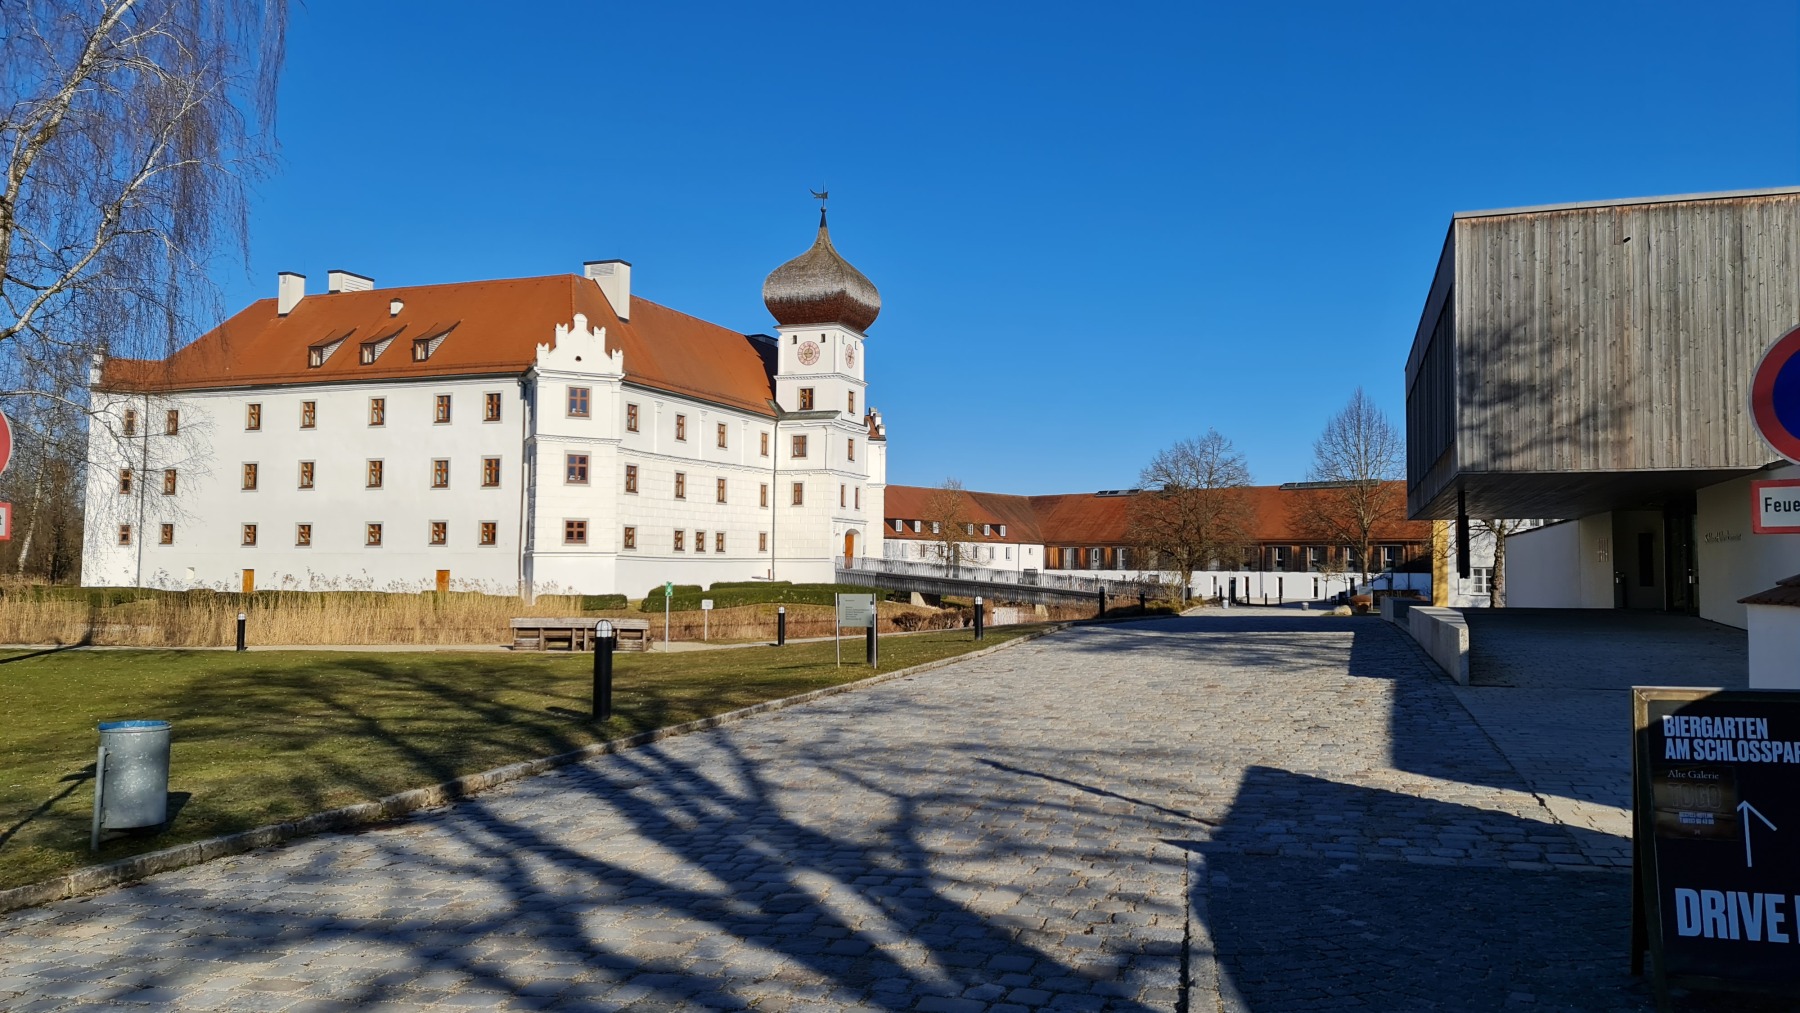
[
  {"left": 708, "top": 580, "right": 792, "bottom": 590},
  {"left": 637, "top": 582, "right": 892, "bottom": 613},
  {"left": 641, "top": 584, "right": 703, "bottom": 602},
  {"left": 581, "top": 594, "right": 629, "bottom": 610}
]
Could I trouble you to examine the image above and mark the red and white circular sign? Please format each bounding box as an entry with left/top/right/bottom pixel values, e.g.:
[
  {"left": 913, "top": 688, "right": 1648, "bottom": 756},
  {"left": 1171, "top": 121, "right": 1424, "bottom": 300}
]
[{"left": 0, "top": 408, "right": 12, "bottom": 479}]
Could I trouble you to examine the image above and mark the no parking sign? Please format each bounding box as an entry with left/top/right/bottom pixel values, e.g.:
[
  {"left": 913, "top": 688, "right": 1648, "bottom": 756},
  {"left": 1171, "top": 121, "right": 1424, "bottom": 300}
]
[{"left": 1751, "top": 325, "right": 1800, "bottom": 464}]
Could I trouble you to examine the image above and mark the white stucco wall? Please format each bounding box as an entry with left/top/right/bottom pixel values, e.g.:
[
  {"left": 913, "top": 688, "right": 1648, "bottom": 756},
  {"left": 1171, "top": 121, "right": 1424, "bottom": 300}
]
[
  {"left": 1746, "top": 603, "right": 1800, "bottom": 688},
  {"left": 1697, "top": 464, "right": 1800, "bottom": 629},
  {"left": 1506, "top": 514, "right": 1616, "bottom": 609}
]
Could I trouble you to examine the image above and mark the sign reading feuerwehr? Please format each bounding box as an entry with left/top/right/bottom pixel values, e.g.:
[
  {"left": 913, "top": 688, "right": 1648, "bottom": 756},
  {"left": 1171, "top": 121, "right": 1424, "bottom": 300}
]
[
  {"left": 1752, "top": 479, "right": 1800, "bottom": 535},
  {"left": 1633, "top": 687, "right": 1800, "bottom": 1004}
]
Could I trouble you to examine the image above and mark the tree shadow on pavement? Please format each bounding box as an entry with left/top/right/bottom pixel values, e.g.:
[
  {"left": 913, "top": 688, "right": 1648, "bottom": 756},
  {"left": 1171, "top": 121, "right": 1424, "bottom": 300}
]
[{"left": 1180, "top": 765, "right": 1791, "bottom": 1013}]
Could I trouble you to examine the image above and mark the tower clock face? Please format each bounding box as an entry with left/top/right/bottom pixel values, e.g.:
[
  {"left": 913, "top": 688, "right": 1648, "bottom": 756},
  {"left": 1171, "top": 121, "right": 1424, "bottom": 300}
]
[
  {"left": 845, "top": 344, "right": 856, "bottom": 369},
  {"left": 797, "top": 341, "right": 820, "bottom": 366}
]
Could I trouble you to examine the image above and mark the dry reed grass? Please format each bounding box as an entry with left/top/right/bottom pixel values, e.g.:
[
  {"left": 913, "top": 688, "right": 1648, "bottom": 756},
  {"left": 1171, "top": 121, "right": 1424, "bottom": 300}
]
[{"left": 0, "top": 591, "right": 1000, "bottom": 647}]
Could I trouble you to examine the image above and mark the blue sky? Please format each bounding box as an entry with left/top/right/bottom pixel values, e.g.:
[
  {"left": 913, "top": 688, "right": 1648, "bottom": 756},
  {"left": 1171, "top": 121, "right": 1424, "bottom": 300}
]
[{"left": 219, "top": 1, "right": 1800, "bottom": 493}]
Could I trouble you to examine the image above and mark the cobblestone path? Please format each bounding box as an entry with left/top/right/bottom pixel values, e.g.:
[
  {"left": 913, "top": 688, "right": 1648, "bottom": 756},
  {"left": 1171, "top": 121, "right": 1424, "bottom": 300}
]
[{"left": 0, "top": 615, "right": 1764, "bottom": 1011}]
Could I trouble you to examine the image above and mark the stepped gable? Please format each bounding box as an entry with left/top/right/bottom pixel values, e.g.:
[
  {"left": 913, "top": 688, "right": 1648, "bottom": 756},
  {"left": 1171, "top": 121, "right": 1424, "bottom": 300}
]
[{"left": 98, "top": 275, "right": 779, "bottom": 416}]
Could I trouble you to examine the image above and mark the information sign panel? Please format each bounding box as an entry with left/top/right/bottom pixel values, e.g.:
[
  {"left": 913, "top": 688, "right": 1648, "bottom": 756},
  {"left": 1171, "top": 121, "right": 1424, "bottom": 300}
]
[
  {"left": 836, "top": 594, "right": 876, "bottom": 629},
  {"left": 1752, "top": 479, "right": 1800, "bottom": 534},
  {"left": 1633, "top": 687, "right": 1800, "bottom": 1004},
  {"left": 700, "top": 599, "right": 713, "bottom": 611},
  {"left": 0, "top": 502, "right": 10, "bottom": 541},
  {"left": 664, "top": 582, "right": 673, "bottom": 599}
]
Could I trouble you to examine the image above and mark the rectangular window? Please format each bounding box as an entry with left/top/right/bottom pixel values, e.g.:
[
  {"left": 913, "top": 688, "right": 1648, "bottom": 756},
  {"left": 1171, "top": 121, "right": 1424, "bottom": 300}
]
[
  {"left": 1271, "top": 546, "right": 1290, "bottom": 571},
  {"left": 792, "top": 435, "right": 808, "bottom": 458},
  {"left": 484, "top": 392, "right": 502, "bottom": 422},
  {"left": 296, "top": 523, "right": 312, "bottom": 547},
  {"left": 565, "top": 520, "right": 587, "bottom": 544},
  {"left": 242, "top": 523, "right": 258, "bottom": 547},
  {"left": 626, "top": 403, "right": 639, "bottom": 432},
  {"left": 431, "top": 459, "right": 450, "bottom": 488},
  {"left": 299, "top": 461, "right": 315, "bottom": 489},
  {"left": 847, "top": 438, "right": 856, "bottom": 461},
  {"left": 412, "top": 337, "right": 432, "bottom": 362},
  {"left": 300, "top": 401, "right": 316, "bottom": 429},
  {"left": 675, "top": 414, "right": 687, "bottom": 441},
  {"left": 840, "top": 484, "right": 846, "bottom": 507},
  {"left": 696, "top": 530, "right": 707, "bottom": 553},
  {"left": 361, "top": 342, "right": 380, "bottom": 365},
  {"left": 369, "top": 397, "right": 385, "bottom": 426},
  {"left": 566, "top": 454, "right": 589, "bottom": 484},
  {"left": 674, "top": 530, "right": 685, "bottom": 552},
  {"left": 715, "top": 531, "right": 725, "bottom": 554},
  {"left": 242, "top": 463, "right": 258, "bottom": 490},
  {"left": 717, "top": 422, "right": 728, "bottom": 448},
  {"left": 567, "top": 387, "right": 591, "bottom": 418},
  {"left": 799, "top": 387, "right": 815, "bottom": 410},
  {"left": 623, "top": 525, "right": 637, "bottom": 549},
  {"left": 1471, "top": 567, "right": 1493, "bottom": 595},
  {"left": 625, "top": 464, "right": 638, "bottom": 493},
  {"left": 367, "top": 460, "right": 384, "bottom": 488},
  {"left": 482, "top": 457, "right": 500, "bottom": 487},
  {"left": 123, "top": 409, "right": 137, "bottom": 437},
  {"left": 479, "top": 521, "right": 497, "bottom": 546},
  {"left": 674, "top": 472, "right": 687, "bottom": 499},
  {"left": 246, "top": 403, "right": 261, "bottom": 430},
  {"left": 430, "top": 521, "right": 447, "bottom": 545},
  {"left": 848, "top": 391, "right": 856, "bottom": 415},
  {"left": 854, "top": 487, "right": 861, "bottom": 509},
  {"left": 1307, "top": 546, "right": 1324, "bottom": 571},
  {"left": 760, "top": 432, "right": 769, "bottom": 457},
  {"left": 162, "top": 469, "right": 177, "bottom": 495},
  {"left": 118, "top": 469, "right": 133, "bottom": 495},
  {"left": 760, "top": 483, "right": 769, "bottom": 508},
  {"left": 159, "top": 523, "right": 174, "bottom": 545},
  {"left": 165, "top": 410, "right": 179, "bottom": 435},
  {"left": 117, "top": 523, "right": 131, "bottom": 546},
  {"left": 716, "top": 477, "right": 727, "bottom": 503},
  {"left": 792, "top": 482, "right": 804, "bottom": 506},
  {"left": 759, "top": 532, "right": 768, "bottom": 552},
  {"left": 366, "top": 523, "right": 383, "bottom": 547},
  {"left": 434, "top": 394, "right": 451, "bottom": 423}
]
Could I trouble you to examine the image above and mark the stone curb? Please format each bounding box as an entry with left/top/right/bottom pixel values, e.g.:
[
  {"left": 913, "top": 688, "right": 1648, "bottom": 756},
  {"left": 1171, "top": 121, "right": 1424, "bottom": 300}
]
[{"left": 0, "top": 623, "right": 1070, "bottom": 917}]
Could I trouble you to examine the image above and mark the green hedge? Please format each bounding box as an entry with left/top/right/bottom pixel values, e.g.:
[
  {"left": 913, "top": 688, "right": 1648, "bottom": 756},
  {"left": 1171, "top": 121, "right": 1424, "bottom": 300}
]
[
  {"left": 707, "top": 580, "right": 792, "bottom": 591},
  {"left": 580, "top": 594, "right": 629, "bottom": 610},
  {"left": 640, "top": 584, "right": 703, "bottom": 603},
  {"left": 638, "top": 582, "right": 892, "bottom": 613}
]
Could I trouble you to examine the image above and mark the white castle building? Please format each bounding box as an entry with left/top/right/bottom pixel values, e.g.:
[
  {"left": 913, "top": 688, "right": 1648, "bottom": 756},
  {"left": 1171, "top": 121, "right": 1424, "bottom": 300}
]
[{"left": 81, "top": 210, "right": 889, "bottom": 596}]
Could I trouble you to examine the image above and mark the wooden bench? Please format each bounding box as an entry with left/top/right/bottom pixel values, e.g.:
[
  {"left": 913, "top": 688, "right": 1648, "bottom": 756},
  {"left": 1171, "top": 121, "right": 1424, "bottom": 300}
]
[{"left": 509, "top": 617, "right": 651, "bottom": 652}]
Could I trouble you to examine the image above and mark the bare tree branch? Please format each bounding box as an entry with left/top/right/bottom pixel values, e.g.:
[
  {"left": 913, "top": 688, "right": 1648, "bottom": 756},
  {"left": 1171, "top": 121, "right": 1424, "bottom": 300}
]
[
  {"left": 1293, "top": 387, "right": 1405, "bottom": 586},
  {"left": 1128, "top": 429, "right": 1254, "bottom": 605}
]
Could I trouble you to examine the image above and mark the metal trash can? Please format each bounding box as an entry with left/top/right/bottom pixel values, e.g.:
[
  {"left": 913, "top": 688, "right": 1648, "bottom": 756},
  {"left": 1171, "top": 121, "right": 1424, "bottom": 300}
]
[{"left": 92, "top": 720, "right": 171, "bottom": 849}]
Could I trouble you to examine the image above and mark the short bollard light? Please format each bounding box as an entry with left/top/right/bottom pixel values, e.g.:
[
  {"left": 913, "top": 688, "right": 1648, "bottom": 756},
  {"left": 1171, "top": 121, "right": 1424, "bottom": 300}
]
[
  {"left": 1097, "top": 588, "right": 1107, "bottom": 619},
  {"left": 1138, "top": 591, "right": 1147, "bottom": 611},
  {"left": 593, "top": 619, "right": 615, "bottom": 721},
  {"left": 235, "top": 612, "right": 247, "bottom": 652},
  {"left": 974, "top": 595, "right": 985, "bottom": 641},
  {"left": 777, "top": 606, "right": 787, "bottom": 647}
]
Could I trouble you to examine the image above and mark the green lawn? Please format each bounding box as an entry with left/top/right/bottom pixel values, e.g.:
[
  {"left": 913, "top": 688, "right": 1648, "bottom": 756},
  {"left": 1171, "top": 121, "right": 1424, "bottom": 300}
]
[{"left": 0, "top": 626, "right": 1045, "bottom": 891}]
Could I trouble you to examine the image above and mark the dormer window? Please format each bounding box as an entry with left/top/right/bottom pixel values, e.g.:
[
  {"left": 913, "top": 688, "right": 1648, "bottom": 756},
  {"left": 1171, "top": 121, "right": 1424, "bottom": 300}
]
[
  {"left": 308, "top": 337, "right": 345, "bottom": 368},
  {"left": 360, "top": 329, "right": 401, "bottom": 364},
  {"left": 412, "top": 338, "right": 431, "bottom": 362}
]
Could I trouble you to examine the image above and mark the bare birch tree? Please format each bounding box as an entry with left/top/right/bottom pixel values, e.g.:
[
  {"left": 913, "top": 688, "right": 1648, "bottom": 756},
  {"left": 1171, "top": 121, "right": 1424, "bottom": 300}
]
[
  {"left": 1294, "top": 387, "right": 1405, "bottom": 586},
  {"left": 1128, "top": 429, "right": 1254, "bottom": 605},
  {"left": 0, "top": 0, "right": 286, "bottom": 581},
  {"left": 923, "top": 478, "right": 975, "bottom": 577},
  {"left": 1475, "top": 518, "right": 1536, "bottom": 607}
]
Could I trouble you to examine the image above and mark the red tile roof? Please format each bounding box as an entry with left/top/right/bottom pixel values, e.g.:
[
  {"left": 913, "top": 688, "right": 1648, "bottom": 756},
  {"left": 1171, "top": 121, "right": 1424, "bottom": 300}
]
[
  {"left": 884, "top": 483, "right": 1430, "bottom": 545},
  {"left": 98, "top": 275, "right": 780, "bottom": 416}
]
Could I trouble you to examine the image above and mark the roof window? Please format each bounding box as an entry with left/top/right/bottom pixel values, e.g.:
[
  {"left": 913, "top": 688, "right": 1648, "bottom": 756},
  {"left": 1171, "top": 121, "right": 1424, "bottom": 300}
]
[{"left": 308, "top": 337, "right": 346, "bottom": 368}]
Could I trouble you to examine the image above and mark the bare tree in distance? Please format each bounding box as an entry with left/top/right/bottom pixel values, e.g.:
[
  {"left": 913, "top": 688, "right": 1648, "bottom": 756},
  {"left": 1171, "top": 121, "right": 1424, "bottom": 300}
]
[
  {"left": 1475, "top": 518, "right": 1537, "bottom": 607},
  {"left": 1128, "top": 429, "right": 1254, "bottom": 606},
  {"left": 922, "top": 479, "right": 976, "bottom": 577},
  {"left": 1294, "top": 387, "right": 1405, "bottom": 587},
  {"left": 0, "top": 1, "right": 286, "bottom": 582}
]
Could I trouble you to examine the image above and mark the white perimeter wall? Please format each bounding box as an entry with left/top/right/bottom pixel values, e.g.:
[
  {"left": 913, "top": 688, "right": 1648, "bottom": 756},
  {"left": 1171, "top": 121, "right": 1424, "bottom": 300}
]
[{"left": 1506, "top": 514, "right": 1615, "bottom": 608}]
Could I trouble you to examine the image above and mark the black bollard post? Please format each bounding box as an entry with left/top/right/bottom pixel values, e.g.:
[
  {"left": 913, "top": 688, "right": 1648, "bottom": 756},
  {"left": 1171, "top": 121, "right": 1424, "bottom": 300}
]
[
  {"left": 593, "top": 620, "right": 615, "bottom": 720},
  {"left": 236, "top": 611, "right": 247, "bottom": 652},
  {"left": 776, "top": 606, "right": 787, "bottom": 647},
  {"left": 1098, "top": 588, "right": 1106, "bottom": 618},
  {"left": 974, "top": 595, "right": 985, "bottom": 641},
  {"left": 865, "top": 623, "right": 878, "bottom": 668},
  {"left": 1138, "top": 590, "right": 1146, "bottom": 611}
]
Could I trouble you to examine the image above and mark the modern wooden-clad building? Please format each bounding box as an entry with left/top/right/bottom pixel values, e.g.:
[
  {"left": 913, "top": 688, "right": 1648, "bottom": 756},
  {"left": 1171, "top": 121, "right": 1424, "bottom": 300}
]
[{"left": 1405, "top": 187, "right": 1800, "bottom": 624}]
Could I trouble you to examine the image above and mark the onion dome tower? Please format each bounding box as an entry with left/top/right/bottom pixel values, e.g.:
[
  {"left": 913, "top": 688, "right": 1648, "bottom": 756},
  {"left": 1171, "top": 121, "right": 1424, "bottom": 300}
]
[{"left": 762, "top": 206, "right": 881, "bottom": 333}]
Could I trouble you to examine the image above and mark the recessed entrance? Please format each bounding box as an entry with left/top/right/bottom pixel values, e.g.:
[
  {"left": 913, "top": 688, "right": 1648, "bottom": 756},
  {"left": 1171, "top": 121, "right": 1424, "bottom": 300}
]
[{"left": 844, "top": 530, "right": 857, "bottom": 566}]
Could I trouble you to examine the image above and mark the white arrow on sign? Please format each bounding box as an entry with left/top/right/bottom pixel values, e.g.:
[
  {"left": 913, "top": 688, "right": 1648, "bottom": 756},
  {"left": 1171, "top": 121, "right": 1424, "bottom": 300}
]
[{"left": 1739, "top": 800, "right": 1778, "bottom": 868}]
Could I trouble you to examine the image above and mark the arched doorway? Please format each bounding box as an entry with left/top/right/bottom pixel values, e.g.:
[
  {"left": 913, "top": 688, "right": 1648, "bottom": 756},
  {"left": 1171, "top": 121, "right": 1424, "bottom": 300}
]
[{"left": 844, "top": 530, "right": 857, "bottom": 566}]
